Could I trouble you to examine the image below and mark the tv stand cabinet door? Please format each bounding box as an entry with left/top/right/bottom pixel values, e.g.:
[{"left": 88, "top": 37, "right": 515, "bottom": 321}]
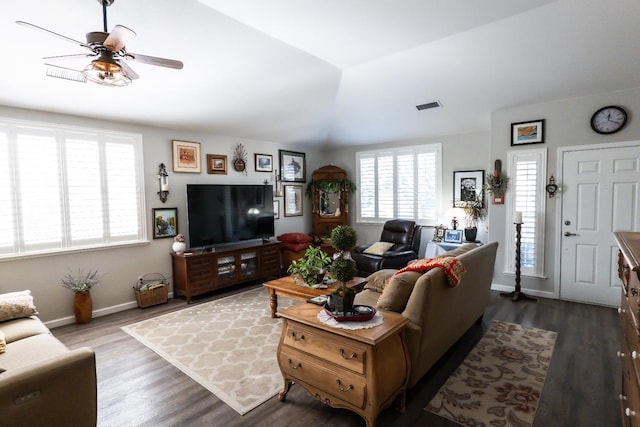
[{"left": 172, "top": 254, "right": 215, "bottom": 303}]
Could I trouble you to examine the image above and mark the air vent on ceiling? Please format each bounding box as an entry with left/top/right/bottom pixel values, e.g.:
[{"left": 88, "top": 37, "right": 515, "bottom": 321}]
[{"left": 416, "top": 100, "right": 441, "bottom": 111}]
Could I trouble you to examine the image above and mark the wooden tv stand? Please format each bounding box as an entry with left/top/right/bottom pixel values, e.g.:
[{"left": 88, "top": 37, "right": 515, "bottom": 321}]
[{"left": 171, "top": 241, "right": 281, "bottom": 303}]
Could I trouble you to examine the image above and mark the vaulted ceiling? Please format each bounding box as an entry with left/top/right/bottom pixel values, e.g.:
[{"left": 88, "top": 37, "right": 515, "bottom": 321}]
[{"left": 2, "top": 0, "right": 640, "bottom": 147}]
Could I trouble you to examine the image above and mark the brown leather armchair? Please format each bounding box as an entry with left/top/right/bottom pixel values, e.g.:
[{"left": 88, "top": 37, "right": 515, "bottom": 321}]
[{"left": 351, "top": 219, "right": 422, "bottom": 277}]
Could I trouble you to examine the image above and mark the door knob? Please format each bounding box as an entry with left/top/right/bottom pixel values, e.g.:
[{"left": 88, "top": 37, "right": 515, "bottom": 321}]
[{"left": 564, "top": 231, "right": 577, "bottom": 237}]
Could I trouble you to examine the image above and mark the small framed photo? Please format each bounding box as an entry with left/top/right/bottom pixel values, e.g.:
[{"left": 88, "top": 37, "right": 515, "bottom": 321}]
[
  {"left": 207, "top": 154, "right": 227, "bottom": 174},
  {"left": 453, "top": 170, "right": 485, "bottom": 208},
  {"left": 153, "top": 207, "right": 178, "bottom": 239},
  {"left": 432, "top": 224, "right": 447, "bottom": 242},
  {"left": 279, "top": 150, "right": 306, "bottom": 182},
  {"left": 444, "top": 229, "right": 463, "bottom": 244},
  {"left": 273, "top": 200, "right": 280, "bottom": 220},
  {"left": 172, "top": 140, "right": 201, "bottom": 173},
  {"left": 255, "top": 153, "right": 273, "bottom": 172},
  {"left": 284, "top": 184, "right": 303, "bottom": 216},
  {"left": 511, "top": 119, "right": 545, "bottom": 146}
]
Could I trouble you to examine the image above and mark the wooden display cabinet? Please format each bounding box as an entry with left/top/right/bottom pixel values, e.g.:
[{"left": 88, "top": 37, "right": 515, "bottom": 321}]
[
  {"left": 171, "top": 241, "right": 281, "bottom": 303},
  {"left": 309, "top": 165, "right": 352, "bottom": 237}
]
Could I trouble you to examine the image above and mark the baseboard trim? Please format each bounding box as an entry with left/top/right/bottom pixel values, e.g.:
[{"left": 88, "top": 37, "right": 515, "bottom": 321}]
[{"left": 490, "top": 283, "right": 555, "bottom": 300}]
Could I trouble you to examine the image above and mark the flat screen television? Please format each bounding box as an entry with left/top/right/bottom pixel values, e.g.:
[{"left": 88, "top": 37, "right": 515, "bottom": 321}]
[{"left": 186, "top": 184, "right": 275, "bottom": 249}]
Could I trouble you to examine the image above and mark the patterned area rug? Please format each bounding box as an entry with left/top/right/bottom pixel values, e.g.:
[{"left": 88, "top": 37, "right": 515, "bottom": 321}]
[
  {"left": 425, "top": 320, "right": 557, "bottom": 427},
  {"left": 121, "top": 287, "right": 295, "bottom": 415}
]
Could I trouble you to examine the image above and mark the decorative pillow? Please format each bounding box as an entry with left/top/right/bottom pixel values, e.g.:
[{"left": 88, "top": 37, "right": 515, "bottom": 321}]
[
  {"left": 440, "top": 243, "right": 477, "bottom": 258},
  {"left": 0, "top": 330, "right": 5, "bottom": 354},
  {"left": 278, "top": 233, "right": 314, "bottom": 244},
  {"left": 376, "top": 271, "right": 422, "bottom": 312},
  {"left": 0, "top": 290, "right": 38, "bottom": 322},
  {"left": 280, "top": 242, "right": 312, "bottom": 252},
  {"left": 363, "top": 241, "right": 394, "bottom": 255},
  {"left": 364, "top": 269, "right": 396, "bottom": 293}
]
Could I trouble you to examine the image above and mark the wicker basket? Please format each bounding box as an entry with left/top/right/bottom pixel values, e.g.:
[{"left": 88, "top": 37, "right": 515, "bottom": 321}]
[{"left": 133, "top": 273, "right": 169, "bottom": 308}]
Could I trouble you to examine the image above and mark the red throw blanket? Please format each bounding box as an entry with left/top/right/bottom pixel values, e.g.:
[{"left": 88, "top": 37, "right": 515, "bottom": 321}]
[{"left": 393, "top": 256, "right": 466, "bottom": 287}]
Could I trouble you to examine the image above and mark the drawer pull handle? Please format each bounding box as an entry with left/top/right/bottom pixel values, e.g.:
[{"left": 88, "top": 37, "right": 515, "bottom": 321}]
[
  {"left": 336, "top": 380, "right": 354, "bottom": 392},
  {"left": 621, "top": 394, "right": 628, "bottom": 401},
  {"left": 633, "top": 351, "right": 638, "bottom": 359},
  {"left": 287, "top": 359, "right": 301, "bottom": 370},
  {"left": 632, "top": 288, "right": 638, "bottom": 297},
  {"left": 619, "top": 308, "right": 626, "bottom": 314},
  {"left": 339, "top": 349, "right": 358, "bottom": 360},
  {"left": 618, "top": 351, "right": 626, "bottom": 358},
  {"left": 290, "top": 332, "right": 305, "bottom": 341},
  {"left": 626, "top": 408, "right": 636, "bottom": 417}
]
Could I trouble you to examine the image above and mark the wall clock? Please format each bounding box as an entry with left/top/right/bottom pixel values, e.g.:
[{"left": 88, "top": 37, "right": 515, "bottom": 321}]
[{"left": 590, "top": 105, "right": 627, "bottom": 134}]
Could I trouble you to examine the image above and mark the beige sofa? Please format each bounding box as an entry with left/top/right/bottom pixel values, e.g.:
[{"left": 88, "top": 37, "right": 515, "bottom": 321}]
[
  {"left": 0, "top": 292, "right": 97, "bottom": 427},
  {"left": 354, "top": 241, "right": 498, "bottom": 388}
]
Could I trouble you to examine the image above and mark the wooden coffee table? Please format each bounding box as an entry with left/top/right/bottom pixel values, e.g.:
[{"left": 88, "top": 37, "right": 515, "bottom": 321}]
[{"left": 263, "top": 276, "right": 366, "bottom": 318}]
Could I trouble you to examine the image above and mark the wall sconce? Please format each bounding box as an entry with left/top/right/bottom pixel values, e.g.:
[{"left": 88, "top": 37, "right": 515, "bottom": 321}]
[
  {"left": 157, "top": 163, "right": 169, "bottom": 203},
  {"left": 546, "top": 175, "right": 558, "bottom": 198}
]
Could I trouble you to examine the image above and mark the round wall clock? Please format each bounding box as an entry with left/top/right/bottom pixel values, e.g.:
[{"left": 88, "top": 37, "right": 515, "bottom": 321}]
[{"left": 590, "top": 105, "right": 627, "bottom": 134}]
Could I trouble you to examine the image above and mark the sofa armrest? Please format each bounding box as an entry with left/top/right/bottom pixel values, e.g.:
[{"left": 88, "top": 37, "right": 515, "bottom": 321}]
[
  {"left": 353, "top": 244, "right": 371, "bottom": 254},
  {"left": 0, "top": 347, "right": 97, "bottom": 427}
]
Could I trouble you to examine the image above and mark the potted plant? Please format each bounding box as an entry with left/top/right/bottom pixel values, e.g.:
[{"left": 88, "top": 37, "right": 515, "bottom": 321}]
[
  {"left": 287, "top": 246, "right": 332, "bottom": 286},
  {"left": 462, "top": 198, "right": 487, "bottom": 242},
  {"left": 329, "top": 225, "right": 358, "bottom": 254},
  {"left": 61, "top": 268, "right": 101, "bottom": 324},
  {"left": 327, "top": 284, "right": 356, "bottom": 314},
  {"left": 329, "top": 225, "right": 358, "bottom": 295}
]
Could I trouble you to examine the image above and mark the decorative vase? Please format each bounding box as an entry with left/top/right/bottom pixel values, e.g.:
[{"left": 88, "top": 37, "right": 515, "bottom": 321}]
[
  {"left": 464, "top": 227, "right": 478, "bottom": 242},
  {"left": 172, "top": 241, "right": 187, "bottom": 254},
  {"left": 74, "top": 291, "right": 92, "bottom": 324},
  {"left": 327, "top": 293, "right": 355, "bottom": 314}
]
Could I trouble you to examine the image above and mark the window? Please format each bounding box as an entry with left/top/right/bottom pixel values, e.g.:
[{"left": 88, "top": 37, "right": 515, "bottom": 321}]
[
  {"left": 506, "top": 148, "right": 547, "bottom": 277},
  {"left": 0, "top": 118, "right": 146, "bottom": 258},
  {"left": 356, "top": 144, "right": 441, "bottom": 225}
]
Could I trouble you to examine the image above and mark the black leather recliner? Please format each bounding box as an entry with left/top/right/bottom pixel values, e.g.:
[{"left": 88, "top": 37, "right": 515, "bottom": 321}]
[{"left": 351, "top": 219, "right": 422, "bottom": 277}]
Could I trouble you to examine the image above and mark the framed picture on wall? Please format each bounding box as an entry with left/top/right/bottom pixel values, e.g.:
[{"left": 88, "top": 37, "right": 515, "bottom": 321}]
[
  {"left": 279, "top": 150, "right": 306, "bottom": 182},
  {"left": 153, "top": 207, "right": 178, "bottom": 239},
  {"left": 453, "top": 170, "right": 485, "bottom": 208},
  {"left": 172, "top": 140, "right": 201, "bottom": 173},
  {"left": 284, "top": 184, "right": 303, "bottom": 216},
  {"left": 511, "top": 119, "right": 545, "bottom": 146},
  {"left": 255, "top": 153, "right": 273, "bottom": 172},
  {"left": 206, "top": 154, "right": 227, "bottom": 174}
]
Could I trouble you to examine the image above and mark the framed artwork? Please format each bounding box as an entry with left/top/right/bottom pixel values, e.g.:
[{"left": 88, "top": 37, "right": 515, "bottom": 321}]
[
  {"left": 153, "top": 207, "right": 178, "bottom": 239},
  {"left": 453, "top": 170, "right": 485, "bottom": 208},
  {"left": 432, "top": 224, "right": 447, "bottom": 242},
  {"left": 284, "top": 184, "right": 303, "bottom": 216},
  {"left": 255, "top": 153, "right": 273, "bottom": 172},
  {"left": 273, "top": 200, "right": 280, "bottom": 220},
  {"left": 279, "top": 150, "right": 306, "bottom": 182},
  {"left": 511, "top": 119, "right": 545, "bottom": 146},
  {"left": 206, "top": 154, "right": 227, "bottom": 174},
  {"left": 443, "top": 229, "right": 463, "bottom": 244},
  {"left": 172, "top": 140, "right": 201, "bottom": 173}
]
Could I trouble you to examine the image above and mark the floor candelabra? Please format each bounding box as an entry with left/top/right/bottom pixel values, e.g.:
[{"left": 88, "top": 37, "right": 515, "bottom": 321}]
[{"left": 500, "top": 221, "right": 536, "bottom": 302}]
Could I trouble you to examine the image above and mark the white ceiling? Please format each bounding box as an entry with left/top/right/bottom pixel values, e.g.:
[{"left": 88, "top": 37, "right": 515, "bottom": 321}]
[{"left": 1, "top": 0, "right": 640, "bottom": 147}]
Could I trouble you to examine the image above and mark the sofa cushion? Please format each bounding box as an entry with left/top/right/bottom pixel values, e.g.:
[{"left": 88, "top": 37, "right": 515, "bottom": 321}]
[
  {"left": 376, "top": 271, "right": 422, "bottom": 312},
  {"left": 0, "top": 330, "right": 5, "bottom": 354},
  {"left": 363, "top": 241, "right": 394, "bottom": 255},
  {"left": 1, "top": 316, "right": 51, "bottom": 343},
  {"left": 0, "top": 290, "right": 38, "bottom": 322},
  {"left": 364, "top": 269, "right": 396, "bottom": 293},
  {"left": 440, "top": 243, "right": 477, "bottom": 258},
  {"left": 280, "top": 242, "right": 311, "bottom": 252},
  {"left": 0, "top": 333, "right": 68, "bottom": 371},
  {"left": 278, "top": 233, "right": 313, "bottom": 244}
]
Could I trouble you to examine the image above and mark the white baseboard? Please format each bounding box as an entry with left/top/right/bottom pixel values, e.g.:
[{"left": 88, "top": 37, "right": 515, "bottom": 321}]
[
  {"left": 490, "top": 283, "right": 556, "bottom": 300},
  {"left": 45, "top": 292, "right": 175, "bottom": 329}
]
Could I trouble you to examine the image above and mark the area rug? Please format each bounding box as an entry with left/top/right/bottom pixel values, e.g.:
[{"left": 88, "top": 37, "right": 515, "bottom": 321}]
[
  {"left": 121, "top": 287, "right": 295, "bottom": 415},
  {"left": 425, "top": 320, "right": 557, "bottom": 427}
]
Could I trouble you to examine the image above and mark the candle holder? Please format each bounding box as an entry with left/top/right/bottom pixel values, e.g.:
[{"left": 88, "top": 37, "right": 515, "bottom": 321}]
[{"left": 500, "top": 222, "right": 536, "bottom": 302}]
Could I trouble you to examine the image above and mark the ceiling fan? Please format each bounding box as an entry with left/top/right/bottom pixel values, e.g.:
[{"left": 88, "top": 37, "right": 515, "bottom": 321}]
[{"left": 17, "top": 0, "right": 183, "bottom": 87}]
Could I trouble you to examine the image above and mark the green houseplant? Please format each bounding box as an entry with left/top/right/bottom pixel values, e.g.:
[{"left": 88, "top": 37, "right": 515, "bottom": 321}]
[
  {"left": 61, "top": 268, "right": 101, "bottom": 324},
  {"left": 462, "top": 198, "right": 487, "bottom": 242},
  {"left": 287, "top": 246, "right": 332, "bottom": 286},
  {"left": 329, "top": 225, "right": 358, "bottom": 290}
]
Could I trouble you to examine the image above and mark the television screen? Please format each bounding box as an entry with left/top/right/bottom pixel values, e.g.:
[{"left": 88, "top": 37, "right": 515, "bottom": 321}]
[{"left": 186, "top": 184, "right": 275, "bottom": 249}]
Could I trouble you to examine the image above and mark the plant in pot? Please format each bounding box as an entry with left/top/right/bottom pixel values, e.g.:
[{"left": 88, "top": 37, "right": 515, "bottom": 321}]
[
  {"left": 462, "top": 198, "right": 487, "bottom": 242},
  {"left": 327, "top": 284, "right": 356, "bottom": 315},
  {"left": 329, "top": 225, "right": 358, "bottom": 256},
  {"left": 287, "top": 246, "right": 332, "bottom": 286},
  {"left": 61, "top": 268, "right": 101, "bottom": 324},
  {"left": 327, "top": 225, "right": 359, "bottom": 313}
]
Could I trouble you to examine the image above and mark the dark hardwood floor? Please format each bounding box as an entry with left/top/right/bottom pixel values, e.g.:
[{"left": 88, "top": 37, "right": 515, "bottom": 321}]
[{"left": 52, "top": 284, "right": 621, "bottom": 427}]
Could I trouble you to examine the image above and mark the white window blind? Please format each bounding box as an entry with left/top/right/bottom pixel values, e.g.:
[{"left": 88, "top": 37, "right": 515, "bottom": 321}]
[
  {"left": 0, "top": 119, "right": 146, "bottom": 258},
  {"left": 506, "top": 148, "right": 547, "bottom": 277},
  {"left": 356, "top": 143, "right": 441, "bottom": 225}
]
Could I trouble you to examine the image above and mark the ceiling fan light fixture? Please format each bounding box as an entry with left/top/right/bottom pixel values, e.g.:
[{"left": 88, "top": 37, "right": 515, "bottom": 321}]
[{"left": 83, "top": 57, "right": 131, "bottom": 87}]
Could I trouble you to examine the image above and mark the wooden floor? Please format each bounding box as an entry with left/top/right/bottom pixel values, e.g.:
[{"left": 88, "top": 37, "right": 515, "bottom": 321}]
[{"left": 52, "top": 284, "right": 621, "bottom": 427}]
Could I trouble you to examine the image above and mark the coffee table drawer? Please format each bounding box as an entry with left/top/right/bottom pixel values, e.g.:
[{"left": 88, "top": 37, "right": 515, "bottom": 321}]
[
  {"left": 279, "top": 348, "right": 366, "bottom": 409},
  {"left": 283, "top": 322, "right": 366, "bottom": 374}
]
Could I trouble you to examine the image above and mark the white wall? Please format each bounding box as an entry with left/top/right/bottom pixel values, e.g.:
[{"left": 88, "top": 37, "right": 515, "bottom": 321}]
[
  {"left": 488, "top": 87, "right": 640, "bottom": 297},
  {"left": 0, "top": 106, "right": 321, "bottom": 325}
]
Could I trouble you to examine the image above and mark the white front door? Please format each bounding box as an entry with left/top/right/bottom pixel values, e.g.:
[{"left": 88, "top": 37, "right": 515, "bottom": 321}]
[{"left": 559, "top": 143, "right": 640, "bottom": 306}]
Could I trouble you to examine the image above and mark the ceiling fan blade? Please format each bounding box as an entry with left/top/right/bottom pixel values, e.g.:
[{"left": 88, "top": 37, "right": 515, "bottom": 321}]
[
  {"left": 125, "top": 52, "right": 184, "bottom": 70},
  {"left": 16, "top": 21, "right": 89, "bottom": 49},
  {"left": 43, "top": 53, "right": 97, "bottom": 62},
  {"left": 103, "top": 25, "right": 136, "bottom": 52},
  {"left": 115, "top": 59, "right": 139, "bottom": 80},
  {"left": 44, "top": 64, "right": 87, "bottom": 83}
]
